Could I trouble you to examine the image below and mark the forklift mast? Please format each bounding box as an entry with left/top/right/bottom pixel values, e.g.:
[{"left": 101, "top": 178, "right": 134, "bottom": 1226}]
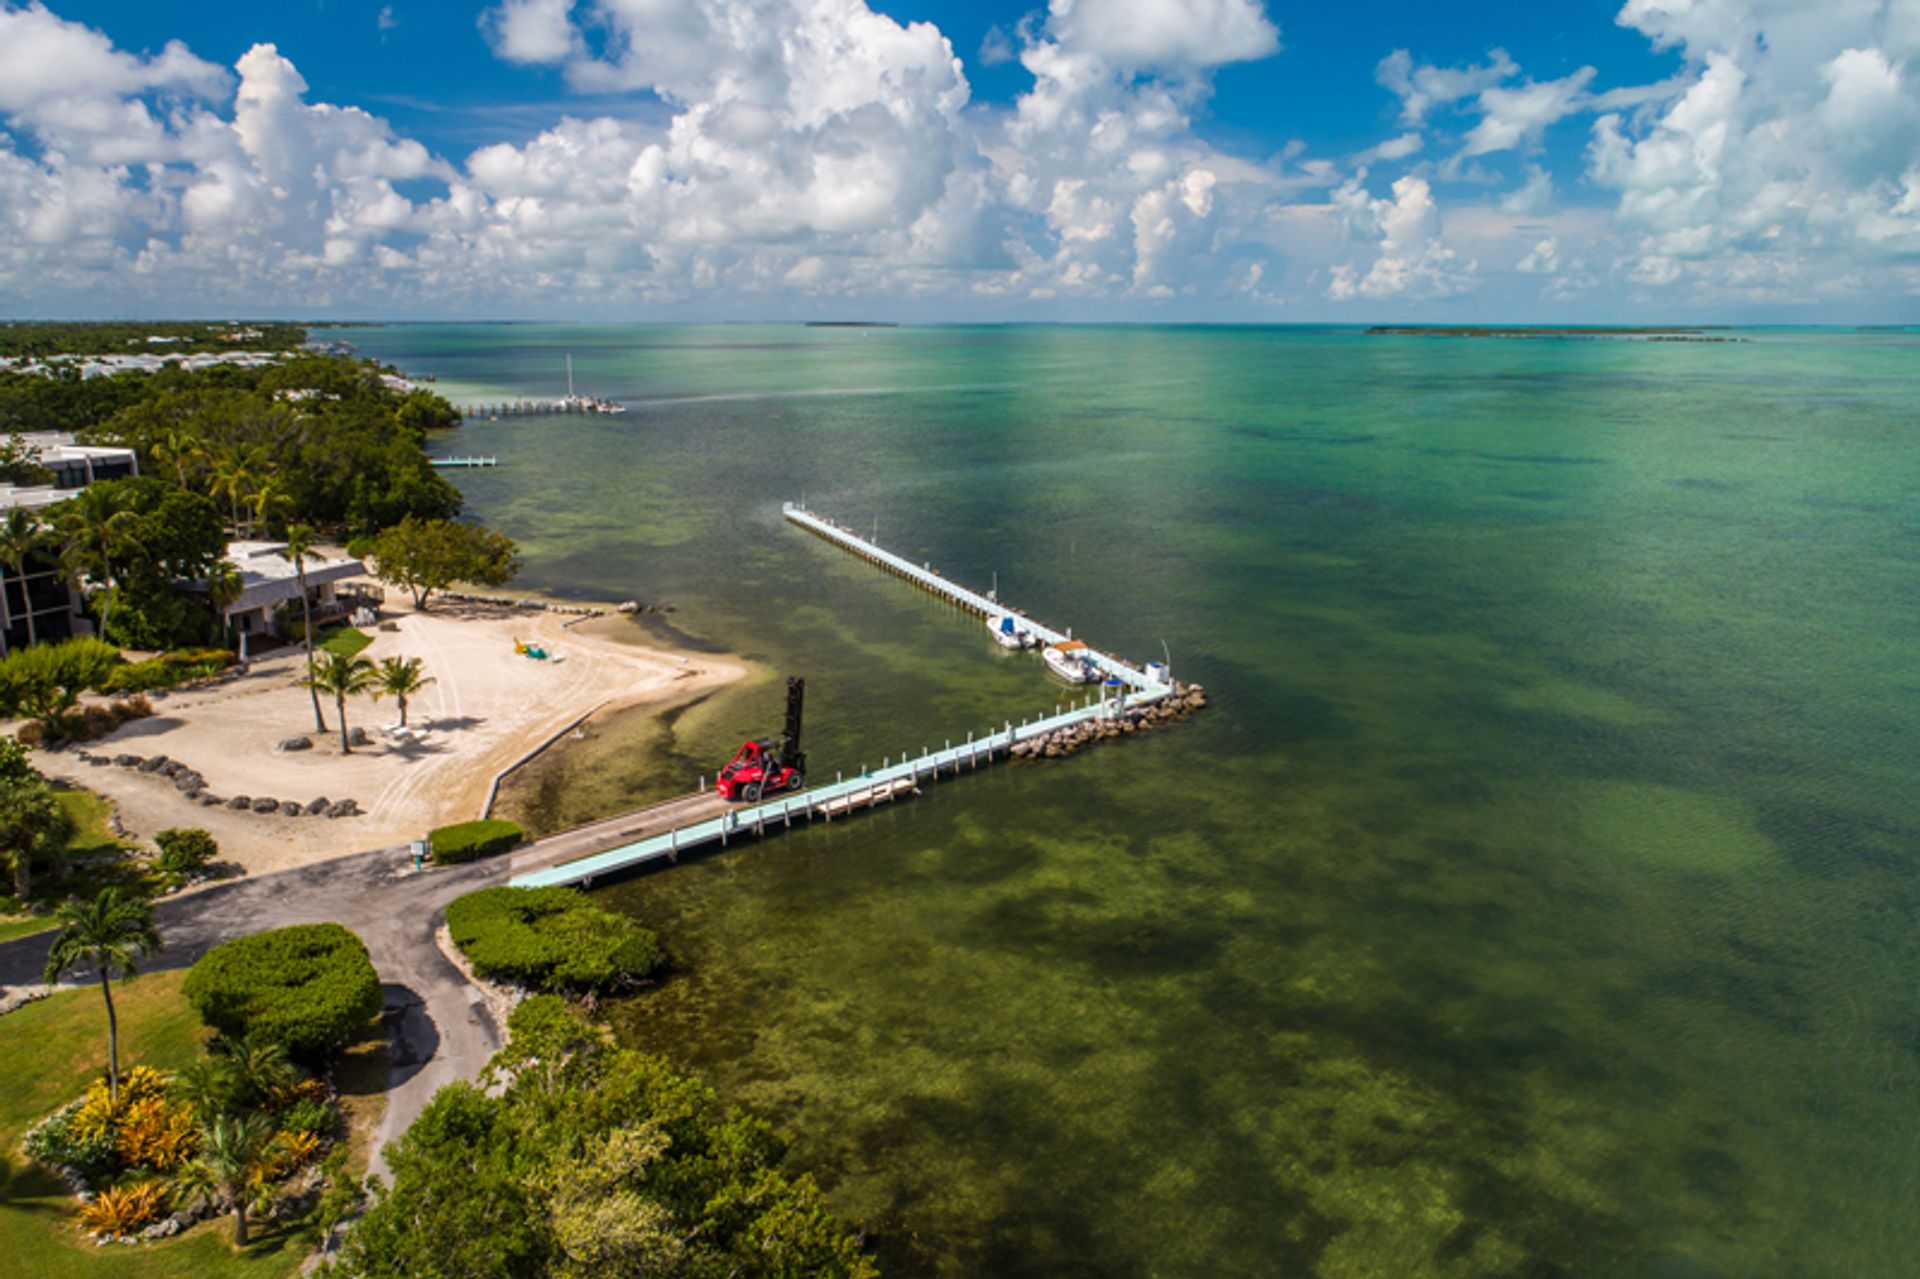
[{"left": 781, "top": 676, "right": 806, "bottom": 771}]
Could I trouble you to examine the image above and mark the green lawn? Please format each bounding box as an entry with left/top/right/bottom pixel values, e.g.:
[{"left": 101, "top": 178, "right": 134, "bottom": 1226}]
[
  {"left": 316, "top": 628, "right": 372, "bottom": 659},
  {"left": 0, "top": 790, "right": 147, "bottom": 944},
  {"left": 56, "top": 790, "right": 130, "bottom": 861},
  {"left": 0, "top": 972, "right": 306, "bottom": 1278}
]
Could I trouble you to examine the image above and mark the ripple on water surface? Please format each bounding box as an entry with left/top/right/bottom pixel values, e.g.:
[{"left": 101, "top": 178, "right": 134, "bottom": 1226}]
[{"left": 349, "top": 324, "right": 1920, "bottom": 1278}]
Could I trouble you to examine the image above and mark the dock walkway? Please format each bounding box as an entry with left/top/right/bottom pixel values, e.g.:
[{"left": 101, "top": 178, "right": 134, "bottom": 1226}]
[{"left": 508, "top": 505, "right": 1172, "bottom": 890}]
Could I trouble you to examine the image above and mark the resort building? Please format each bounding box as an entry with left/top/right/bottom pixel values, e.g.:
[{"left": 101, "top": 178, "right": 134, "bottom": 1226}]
[
  {"left": 216, "top": 541, "right": 383, "bottom": 649},
  {"left": 0, "top": 433, "right": 140, "bottom": 656}
]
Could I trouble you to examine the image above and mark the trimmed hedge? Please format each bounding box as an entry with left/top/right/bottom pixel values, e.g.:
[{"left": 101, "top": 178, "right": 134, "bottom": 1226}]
[
  {"left": 446, "top": 886, "right": 664, "bottom": 992},
  {"left": 429, "top": 818, "right": 524, "bottom": 865},
  {"left": 182, "top": 923, "right": 383, "bottom": 1059}
]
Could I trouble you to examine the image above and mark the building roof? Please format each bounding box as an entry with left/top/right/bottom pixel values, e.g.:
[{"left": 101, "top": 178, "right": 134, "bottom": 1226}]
[
  {"left": 14, "top": 432, "right": 139, "bottom": 466},
  {"left": 1, "top": 433, "right": 141, "bottom": 511},
  {"left": 221, "top": 541, "right": 369, "bottom": 614}
]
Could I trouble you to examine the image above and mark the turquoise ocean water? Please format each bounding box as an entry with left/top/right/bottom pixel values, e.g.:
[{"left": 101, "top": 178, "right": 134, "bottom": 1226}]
[{"left": 336, "top": 324, "right": 1919, "bottom": 1278}]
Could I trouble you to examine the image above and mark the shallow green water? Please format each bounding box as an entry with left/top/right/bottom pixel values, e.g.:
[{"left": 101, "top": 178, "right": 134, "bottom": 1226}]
[{"left": 340, "top": 324, "right": 1920, "bottom": 1278}]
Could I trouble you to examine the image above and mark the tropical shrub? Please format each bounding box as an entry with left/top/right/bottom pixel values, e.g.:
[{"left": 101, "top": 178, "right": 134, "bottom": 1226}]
[
  {"left": 72, "top": 1066, "right": 171, "bottom": 1141},
  {"left": 428, "top": 818, "right": 524, "bottom": 866},
  {"left": 183, "top": 923, "right": 383, "bottom": 1060},
  {"left": 277, "top": 1096, "right": 338, "bottom": 1139},
  {"left": 445, "top": 886, "right": 664, "bottom": 992},
  {"left": 14, "top": 694, "right": 153, "bottom": 747},
  {"left": 77, "top": 1180, "right": 169, "bottom": 1236},
  {"left": 113, "top": 1095, "right": 199, "bottom": 1172},
  {"left": 101, "top": 648, "right": 233, "bottom": 694},
  {"left": 154, "top": 827, "right": 218, "bottom": 879},
  {"left": 0, "top": 636, "right": 119, "bottom": 724},
  {"left": 25, "top": 1103, "right": 120, "bottom": 1187},
  {"left": 269, "top": 1128, "right": 325, "bottom": 1173}
]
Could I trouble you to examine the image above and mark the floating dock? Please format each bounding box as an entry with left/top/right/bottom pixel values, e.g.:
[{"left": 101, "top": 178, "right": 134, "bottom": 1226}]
[
  {"left": 508, "top": 504, "right": 1174, "bottom": 889},
  {"left": 431, "top": 455, "right": 497, "bottom": 468}
]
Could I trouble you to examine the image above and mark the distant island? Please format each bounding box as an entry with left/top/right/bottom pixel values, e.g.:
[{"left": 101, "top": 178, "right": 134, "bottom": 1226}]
[
  {"left": 805, "top": 320, "right": 900, "bottom": 327},
  {"left": 1365, "top": 326, "right": 1745, "bottom": 342}
]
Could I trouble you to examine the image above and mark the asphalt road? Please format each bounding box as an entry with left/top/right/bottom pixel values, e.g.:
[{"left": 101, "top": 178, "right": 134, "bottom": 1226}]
[{"left": 0, "top": 845, "right": 511, "bottom": 1180}]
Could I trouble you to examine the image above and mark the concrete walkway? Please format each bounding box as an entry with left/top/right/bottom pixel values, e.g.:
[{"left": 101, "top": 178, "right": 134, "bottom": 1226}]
[{"left": 506, "top": 790, "right": 728, "bottom": 877}]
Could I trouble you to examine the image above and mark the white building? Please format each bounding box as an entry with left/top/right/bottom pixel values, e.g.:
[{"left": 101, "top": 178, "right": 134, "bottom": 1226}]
[
  {"left": 216, "top": 541, "right": 383, "bottom": 644},
  {"left": 0, "top": 433, "right": 140, "bottom": 655}
]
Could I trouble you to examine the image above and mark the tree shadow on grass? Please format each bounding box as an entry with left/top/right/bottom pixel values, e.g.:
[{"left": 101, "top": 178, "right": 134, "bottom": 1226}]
[{"left": 0, "top": 1152, "right": 83, "bottom": 1213}]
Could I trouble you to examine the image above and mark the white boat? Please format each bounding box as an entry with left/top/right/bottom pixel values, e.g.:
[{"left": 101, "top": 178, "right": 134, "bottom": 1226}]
[
  {"left": 1044, "top": 640, "right": 1098, "bottom": 683},
  {"left": 556, "top": 355, "right": 626, "bottom": 414},
  {"left": 988, "top": 614, "right": 1034, "bottom": 650}
]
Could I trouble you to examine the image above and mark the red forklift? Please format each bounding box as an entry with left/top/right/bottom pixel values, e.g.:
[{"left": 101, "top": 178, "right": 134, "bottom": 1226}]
[{"left": 716, "top": 676, "right": 808, "bottom": 802}]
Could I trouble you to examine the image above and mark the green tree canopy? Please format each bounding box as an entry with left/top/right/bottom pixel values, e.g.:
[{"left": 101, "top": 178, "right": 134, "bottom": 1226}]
[
  {"left": 0, "top": 431, "right": 53, "bottom": 484},
  {"left": 362, "top": 516, "right": 520, "bottom": 609},
  {"left": 0, "top": 772, "right": 73, "bottom": 900},
  {"left": 337, "top": 997, "right": 876, "bottom": 1279}
]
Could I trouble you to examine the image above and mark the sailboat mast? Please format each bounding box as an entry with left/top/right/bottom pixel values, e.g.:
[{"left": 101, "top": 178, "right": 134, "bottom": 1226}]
[{"left": 566, "top": 354, "right": 575, "bottom": 399}]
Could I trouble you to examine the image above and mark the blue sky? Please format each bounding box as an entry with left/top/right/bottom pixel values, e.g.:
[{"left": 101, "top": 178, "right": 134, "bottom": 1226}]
[{"left": 2, "top": 1, "right": 1917, "bottom": 320}]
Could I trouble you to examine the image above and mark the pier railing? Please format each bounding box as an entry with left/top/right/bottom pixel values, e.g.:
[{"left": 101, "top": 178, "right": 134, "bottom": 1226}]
[{"left": 506, "top": 504, "right": 1172, "bottom": 889}]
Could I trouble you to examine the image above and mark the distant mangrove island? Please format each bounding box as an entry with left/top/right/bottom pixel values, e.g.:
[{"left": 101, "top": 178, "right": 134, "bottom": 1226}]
[{"left": 1365, "top": 325, "right": 1746, "bottom": 342}]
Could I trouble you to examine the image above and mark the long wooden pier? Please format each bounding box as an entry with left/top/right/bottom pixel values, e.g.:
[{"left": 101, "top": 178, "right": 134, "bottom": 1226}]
[
  {"left": 508, "top": 505, "right": 1173, "bottom": 889},
  {"left": 463, "top": 398, "right": 623, "bottom": 418}
]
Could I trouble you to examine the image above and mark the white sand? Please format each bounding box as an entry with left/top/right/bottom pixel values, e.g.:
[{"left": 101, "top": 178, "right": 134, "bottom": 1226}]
[{"left": 38, "top": 599, "right": 743, "bottom": 876}]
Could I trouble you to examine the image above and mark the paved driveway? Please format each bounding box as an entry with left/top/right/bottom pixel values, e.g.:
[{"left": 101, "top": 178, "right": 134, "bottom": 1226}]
[{"left": 0, "top": 847, "right": 511, "bottom": 1179}]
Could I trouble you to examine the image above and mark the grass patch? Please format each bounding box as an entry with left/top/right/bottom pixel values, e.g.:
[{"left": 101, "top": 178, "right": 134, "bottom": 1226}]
[
  {"left": 56, "top": 790, "right": 130, "bottom": 861},
  {"left": 328, "top": 1023, "right": 389, "bottom": 1180},
  {"left": 316, "top": 628, "right": 371, "bottom": 660},
  {"left": 0, "top": 970, "right": 304, "bottom": 1278},
  {"left": 0, "top": 914, "right": 51, "bottom": 944},
  {"left": 0, "top": 790, "right": 145, "bottom": 943}
]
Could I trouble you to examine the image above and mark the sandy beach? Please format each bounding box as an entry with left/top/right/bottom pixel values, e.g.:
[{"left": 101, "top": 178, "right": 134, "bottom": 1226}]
[{"left": 33, "top": 598, "right": 744, "bottom": 876}]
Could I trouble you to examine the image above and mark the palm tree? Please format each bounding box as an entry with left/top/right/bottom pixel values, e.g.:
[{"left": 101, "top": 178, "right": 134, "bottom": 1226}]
[
  {"left": 0, "top": 508, "right": 44, "bottom": 649},
  {"left": 209, "top": 446, "right": 265, "bottom": 536},
  {"left": 151, "top": 430, "right": 206, "bottom": 490},
  {"left": 173, "top": 1112, "right": 277, "bottom": 1247},
  {"left": 249, "top": 480, "right": 292, "bottom": 540},
  {"left": 218, "top": 1033, "right": 296, "bottom": 1109},
  {"left": 278, "top": 526, "right": 327, "bottom": 732},
  {"left": 206, "top": 561, "right": 245, "bottom": 649},
  {"left": 375, "top": 655, "right": 434, "bottom": 728},
  {"left": 55, "top": 486, "right": 140, "bottom": 639},
  {"left": 173, "top": 1056, "right": 239, "bottom": 1118},
  {"left": 42, "top": 887, "right": 161, "bottom": 1103},
  {"left": 303, "top": 651, "right": 379, "bottom": 754}
]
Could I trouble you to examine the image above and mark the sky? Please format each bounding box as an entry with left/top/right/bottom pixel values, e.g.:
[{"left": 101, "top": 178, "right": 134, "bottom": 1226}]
[{"left": 1, "top": 0, "right": 1917, "bottom": 322}]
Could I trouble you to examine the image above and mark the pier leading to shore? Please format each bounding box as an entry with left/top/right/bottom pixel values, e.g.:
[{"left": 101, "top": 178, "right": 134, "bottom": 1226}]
[{"left": 508, "top": 505, "right": 1197, "bottom": 889}]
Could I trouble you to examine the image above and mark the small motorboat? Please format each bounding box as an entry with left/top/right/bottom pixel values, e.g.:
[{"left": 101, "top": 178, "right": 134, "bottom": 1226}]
[
  {"left": 989, "top": 614, "right": 1034, "bottom": 650},
  {"left": 1044, "top": 640, "right": 1099, "bottom": 683}
]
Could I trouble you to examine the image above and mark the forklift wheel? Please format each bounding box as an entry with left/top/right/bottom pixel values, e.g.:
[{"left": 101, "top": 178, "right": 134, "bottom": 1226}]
[
  {"left": 786, "top": 774, "right": 804, "bottom": 791},
  {"left": 743, "top": 782, "right": 763, "bottom": 802}
]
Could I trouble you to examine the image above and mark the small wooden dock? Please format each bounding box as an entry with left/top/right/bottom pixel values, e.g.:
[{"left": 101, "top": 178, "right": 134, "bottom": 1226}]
[
  {"left": 431, "top": 455, "right": 497, "bottom": 468},
  {"left": 507, "top": 504, "right": 1175, "bottom": 890}
]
